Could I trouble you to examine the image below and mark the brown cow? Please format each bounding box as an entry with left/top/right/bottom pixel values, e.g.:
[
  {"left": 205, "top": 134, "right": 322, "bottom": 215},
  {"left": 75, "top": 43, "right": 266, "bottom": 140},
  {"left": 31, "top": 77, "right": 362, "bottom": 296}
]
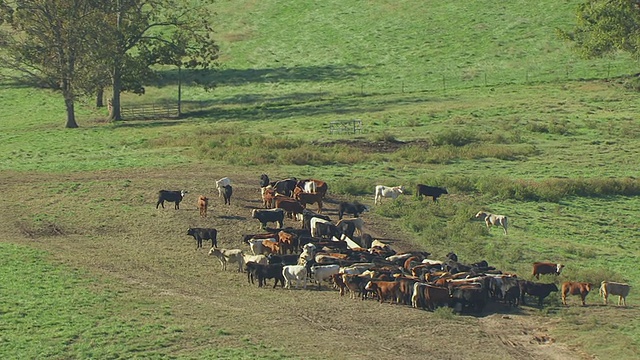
[
  {"left": 532, "top": 262, "right": 564, "bottom": 279},
  {"left": 365, "top": 280, "right": 400, "bottom": 304},
  {"left": 561, "top": 281, "right": 592, "bottom": 306},
  {"left": 261, "top": 239, "right": 281, "bottom": 255},
  {"left": 278, "top": 231, "right": 297, "bottom": 255},
  {"left": 293, "top": 187, "right": 324, "bottom": 213},
  {"left": 197, "top": 195, "right": 209, "bottom": 217},
  {"left": 275, "top": 195, "right": 305, "bottom": 220}
]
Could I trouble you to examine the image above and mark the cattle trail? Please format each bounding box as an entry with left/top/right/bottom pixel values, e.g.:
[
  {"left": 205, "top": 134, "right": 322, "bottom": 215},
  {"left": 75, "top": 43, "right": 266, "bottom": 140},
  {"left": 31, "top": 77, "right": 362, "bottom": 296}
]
[{"left": 478, "top": 314, "right": 592, "bottom": 360}]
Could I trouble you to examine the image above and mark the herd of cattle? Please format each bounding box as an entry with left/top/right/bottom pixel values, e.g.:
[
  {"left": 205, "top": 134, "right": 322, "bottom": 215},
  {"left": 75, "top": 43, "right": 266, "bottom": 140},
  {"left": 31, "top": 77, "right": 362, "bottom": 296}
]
[{"left": 156, "top": 175, "right": 631, "bottom": 314}]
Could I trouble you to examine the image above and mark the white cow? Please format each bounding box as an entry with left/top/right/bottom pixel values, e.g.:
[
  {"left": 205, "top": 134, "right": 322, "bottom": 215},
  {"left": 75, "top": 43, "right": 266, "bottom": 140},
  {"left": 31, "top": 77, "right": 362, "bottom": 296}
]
[
  {"left": 374, "top": 185, "right": 405, "bottom": 205},
  {"left": 311, "top": 264, "right": 341, "bottom": 289},
  {"left": 475, "top": 211, "right": 508, "bottom": 235},
  {"left": 599, "top": 281, "right": 631, "bottom": 306},
  {"left": 243, "top": 254, "right": 268, "bottom": 266},
  {"left": 208, "top": 247, "right": 244, "bottom": 272},
  {"left": 247, "top": 238, "right": 275, "bottom": 256},
  {"left": 283, "top": 265, "right": 308, "bottom": 289},
  {"left": 215, "top": 177, "right": 232, "bottom": 197}
]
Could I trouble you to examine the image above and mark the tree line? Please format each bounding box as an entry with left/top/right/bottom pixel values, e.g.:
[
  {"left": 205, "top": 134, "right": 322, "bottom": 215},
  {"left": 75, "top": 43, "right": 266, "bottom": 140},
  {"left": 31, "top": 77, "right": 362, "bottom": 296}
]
[{"left": 0, "top": 0, "right": 218, "bottom": 128}]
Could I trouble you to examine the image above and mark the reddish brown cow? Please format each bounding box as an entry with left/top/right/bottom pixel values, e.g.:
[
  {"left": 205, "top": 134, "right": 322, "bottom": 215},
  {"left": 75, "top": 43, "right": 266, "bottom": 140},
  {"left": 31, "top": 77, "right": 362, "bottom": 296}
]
[
  {"left": 261, "top": 239, "right": 281, "bottom": 255},
  {"left": 365, "top": 280, "right": 400, "bottom": 304},
  {"left": 562, "top": 281, "right": 592, "bottom": 306},
  {"left": 275, "top": 195, "right": 305, "bottom": 220},
  {"left": 293, "top": 187, "right": 324, "bottom": 213},
  {"left": 197, "top": 195, "right": 209, "bottom": 218},
  {"left": 331, "top": 273, "right": 347, "bottom": 296},
  {"left": 261, "top": 187, "right": 276, "bottom": 208},
  {"left": 278, "top": 231, "right": 296, "bottom": 255},
  {"left": 532, "top": 262, "right": 564, "bottom": 279}
]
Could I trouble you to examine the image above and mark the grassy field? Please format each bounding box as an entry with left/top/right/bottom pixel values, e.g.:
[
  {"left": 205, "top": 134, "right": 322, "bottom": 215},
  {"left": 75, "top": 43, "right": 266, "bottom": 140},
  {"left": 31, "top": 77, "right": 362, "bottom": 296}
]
[{"left": 1, "top": 0, "right": 640, "bottom": 359}]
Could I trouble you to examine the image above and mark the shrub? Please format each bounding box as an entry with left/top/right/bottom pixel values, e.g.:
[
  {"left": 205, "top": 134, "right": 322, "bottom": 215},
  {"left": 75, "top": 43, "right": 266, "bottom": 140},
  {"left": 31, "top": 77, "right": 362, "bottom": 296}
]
[{"left": 431, "top": 129, "right": 477, "bottom": 147}]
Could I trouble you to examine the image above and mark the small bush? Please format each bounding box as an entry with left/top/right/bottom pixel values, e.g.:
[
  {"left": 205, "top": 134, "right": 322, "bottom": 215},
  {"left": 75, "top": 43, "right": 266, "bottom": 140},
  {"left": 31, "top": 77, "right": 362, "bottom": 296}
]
[
  {"left": 431, "top": 129, "right": 477, "bottom": 147},
  {"left": 329, "top": 178, "right": 373, "bottom": 196},
  {"left": 433, "top": 306, "right": 456, "bottom": 320}
]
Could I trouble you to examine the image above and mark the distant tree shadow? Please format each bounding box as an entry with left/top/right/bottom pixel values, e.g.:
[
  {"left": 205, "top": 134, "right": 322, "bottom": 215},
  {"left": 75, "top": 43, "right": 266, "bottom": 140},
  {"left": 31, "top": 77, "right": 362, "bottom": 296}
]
[{"left": 151, "top": 64, "right": 364, "bottom": 88}]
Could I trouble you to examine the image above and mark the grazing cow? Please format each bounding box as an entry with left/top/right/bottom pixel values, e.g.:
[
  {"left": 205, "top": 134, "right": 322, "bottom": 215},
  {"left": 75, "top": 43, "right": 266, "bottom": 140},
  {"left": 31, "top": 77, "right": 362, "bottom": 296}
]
[
  {"left": 475, "top": 211, "right": 508, "bottom": 235},
  {"left": 222, "top": 185, "right": 233, "bottom": 205},
  {"left": 215, "top": 177, "right": 231, "bottom": 198},
  {"left": 186, "top": 227, "right": 217, "bottom": 249},
  {"left": 197, "top": 195, "right": 209, "bottom": 217},
  {"left": 532, "top": 262, "right": 564, "bottom": 279},
  {"left": 293, "top": 187, "right": 324, "bottom": 213},
  {"left": 283, "top": 265, "right": 308, "bottom": 289},
  {"left": 416, "top": 184, "right": 448, "bottom": 202},
  {"left": 208, "top": 247, "right": 244, "bottom": 272},
  {"left": 274, "top": 195, "right": 305, "bottom": 220},
  {"left": 336, "top": 218, "right": 365, "bottom": 238},
  {"left": 310, "top": 217, "right": 332, "bottom": 238},
  {"left": 156, "top": 190, "right": 187, "bottom": 209},
  {"left": 599, "top": 281, "right": 631, "bottom": 306},
  {"left": 519, "top": 281, "right": 558, "bottom": 307},
  {"left": 251, "top": 208, "right": 285, "bottom": 229},
  {"left": 260, "top": 174, "right": 270, "bottom": 188},
  {"left": 338, "top": 201, "right": 370, "bottom": 220},
  {"left": 561, "top": 282, "right": 592, "bottom": 306},
  {"left": 365, "top": 280, "right": 401, "bottom": 304},
  {"left": 252, "top": 263, "right": 285, "bottom": 288},
  {"left": 374, "top": 185, "right": 405, "bottom": 205},
  {"left": 311, "top": 264, "right": 341, "bottom": 289},
  {"left": 302, "top": 209, "right": 331, "bottom": 230}
]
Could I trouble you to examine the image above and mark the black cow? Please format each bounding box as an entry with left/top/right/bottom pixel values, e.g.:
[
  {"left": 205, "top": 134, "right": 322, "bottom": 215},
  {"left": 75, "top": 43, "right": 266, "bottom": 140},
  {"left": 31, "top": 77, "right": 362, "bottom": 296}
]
[
  {"left": 416, "top": 184, "right": 448, "bottom": 202},
  {"left": 336, "top": 220, "right": 356, "bottom": 240},
  {"left": 489, "top": 276, "right": 521, "bottom": 307},
  {"left": 315, "top": 221, "right": 341, "bottom": 240},
  {"left": 186, "top": 227, "right": 217, "bottom": 249},
  {"left": 251, "top": 208, "right": 285, "bottom": 229},
  {"left": 267, "top": 254, "right": 300, "bottom": 266},
  {"left": 302, "top": 209, "right": 331, "bottom": 230},
  {"left": 338, "top": 201, "right": 369, "bottom": 220},
  {"left": 222, "top": 185, "right": 233, "bottom": 205},
  {"left": 360, "top": 233, "right": 374, "bottom": 249},
  {"left": 273, "top": 178, "right": 298, "bottom": 197},
  {"left": 519, "top": 281, "right": 559, "bottom": 307},
  {"left": 252, "top": 263, "right": 285, "bottom": 288},
  {"left": 156, "top": 190, "right": 187, "bottom": 209},
  {"left": 260, "top": 174, "right": 270, "bottom": 188},
  {"left": 450, "top": 285, "right": 489, "bottom": 313}
]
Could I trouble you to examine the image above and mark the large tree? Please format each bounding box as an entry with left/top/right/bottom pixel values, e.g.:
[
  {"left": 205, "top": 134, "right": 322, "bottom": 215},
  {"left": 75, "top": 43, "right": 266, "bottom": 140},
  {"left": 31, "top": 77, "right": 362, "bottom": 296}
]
[
  {"left": 559, "top": 0, "right": 640, "bottom": 60},
  {"left": 0, "top": 0, "right": 106, "bottom": 128},
  {"left": 103, "top": 0, "right": 219, "bottom": 121}
]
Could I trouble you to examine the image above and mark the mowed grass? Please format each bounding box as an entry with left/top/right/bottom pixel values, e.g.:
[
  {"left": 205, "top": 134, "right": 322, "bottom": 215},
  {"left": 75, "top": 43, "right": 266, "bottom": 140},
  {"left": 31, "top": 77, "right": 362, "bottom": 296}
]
[{"left": 1, "top": 0, "right": 640, "bottom": 358}]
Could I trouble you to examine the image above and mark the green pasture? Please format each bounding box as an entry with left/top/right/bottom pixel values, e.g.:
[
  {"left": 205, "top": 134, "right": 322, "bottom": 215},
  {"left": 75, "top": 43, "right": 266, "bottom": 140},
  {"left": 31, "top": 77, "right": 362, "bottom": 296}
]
[{"left": 1, "top": 0, "right": 639, "bottom": 358}]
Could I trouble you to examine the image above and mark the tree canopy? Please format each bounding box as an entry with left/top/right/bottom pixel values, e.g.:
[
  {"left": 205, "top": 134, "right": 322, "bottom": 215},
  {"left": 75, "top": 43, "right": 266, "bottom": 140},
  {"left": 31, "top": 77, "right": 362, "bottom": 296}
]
[
  {"left": 559, "top": 0, "right": 640, "bottom": 60},
  {"left": 0, "top": 0, "right": 219, "bottom": 127}
]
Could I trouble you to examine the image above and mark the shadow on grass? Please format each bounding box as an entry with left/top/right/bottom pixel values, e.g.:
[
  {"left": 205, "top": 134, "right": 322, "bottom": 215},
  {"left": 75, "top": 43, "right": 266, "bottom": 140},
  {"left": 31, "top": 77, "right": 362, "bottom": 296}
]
[{"left": 152, "top": 64, "right": 364, "bottom": 88}]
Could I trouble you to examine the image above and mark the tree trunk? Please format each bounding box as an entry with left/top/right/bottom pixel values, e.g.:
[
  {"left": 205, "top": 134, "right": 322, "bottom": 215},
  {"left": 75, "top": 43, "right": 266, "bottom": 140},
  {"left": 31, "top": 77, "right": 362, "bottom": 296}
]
[
  {"left": 65, "top": 96, "right": 78, "bottom": 128},
  {"left": 96, "top": 87, "right": 104, "bottom": 107},
  {"left": 109, "top": 65, "right": 122, "bottom": 121}
]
